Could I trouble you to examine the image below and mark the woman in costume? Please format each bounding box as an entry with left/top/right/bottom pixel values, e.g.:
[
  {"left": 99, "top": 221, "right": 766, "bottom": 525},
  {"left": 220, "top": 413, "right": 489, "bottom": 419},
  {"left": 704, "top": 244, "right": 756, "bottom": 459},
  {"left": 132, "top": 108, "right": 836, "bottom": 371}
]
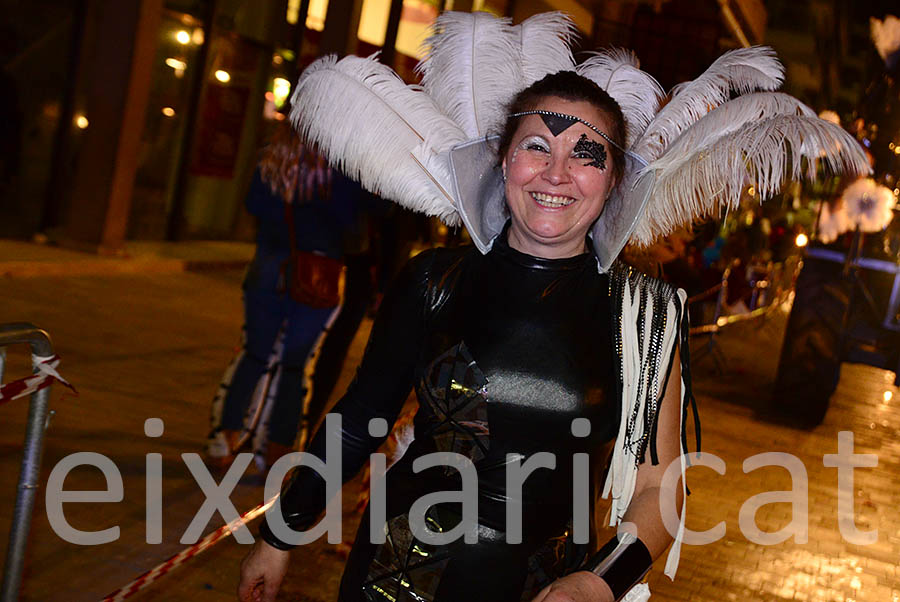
[{"left": 238, "top": 12, "right": 868, "bottom": 602}]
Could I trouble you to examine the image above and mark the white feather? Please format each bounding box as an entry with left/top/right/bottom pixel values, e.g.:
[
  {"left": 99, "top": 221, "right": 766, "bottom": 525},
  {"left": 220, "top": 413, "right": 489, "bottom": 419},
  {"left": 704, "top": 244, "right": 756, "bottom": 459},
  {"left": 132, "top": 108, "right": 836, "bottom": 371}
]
[
  {"left": 417, "top": 11, "right": 523, "bottom": 138},
  {"left": 633, "top": 46, "right": 785, "bottom": 162},
  {"left": 516, "top": 11, "right": 577, "bottom": 85},
  {"left": 650, "top": 92, "right": 816, "bottom": 173},
  {"left": 291, "top": 54, "right": 466, "bottom": 224},
  {"left": 577, "top": 49, "right": 663, "bottom": 147},
  {"left": 631, "top": 114, "right": 871, "bottom": 245}
]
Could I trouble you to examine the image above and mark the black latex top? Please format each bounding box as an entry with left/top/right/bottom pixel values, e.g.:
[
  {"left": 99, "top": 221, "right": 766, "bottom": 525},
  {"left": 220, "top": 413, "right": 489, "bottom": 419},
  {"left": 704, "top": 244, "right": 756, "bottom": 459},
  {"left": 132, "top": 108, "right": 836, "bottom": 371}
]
[{"left": 259, "top": 228, "right": 621, "bottom": 597}]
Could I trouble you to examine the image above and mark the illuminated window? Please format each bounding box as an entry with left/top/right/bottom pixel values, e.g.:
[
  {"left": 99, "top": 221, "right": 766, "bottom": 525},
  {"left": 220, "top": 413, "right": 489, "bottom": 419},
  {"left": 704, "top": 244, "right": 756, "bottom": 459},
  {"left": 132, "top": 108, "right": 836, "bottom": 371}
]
[
  {"left": 358, "top": 0, "right": 390, "bottom": 47},
  {"left": 287, "top": 0, "right": 301, "bottom": 23},
  {"left": 395, "top": 0, "right": 439, "bottom": 59},
  {"left": 306, "top": 0, "right": 329, "bottom": 31}
]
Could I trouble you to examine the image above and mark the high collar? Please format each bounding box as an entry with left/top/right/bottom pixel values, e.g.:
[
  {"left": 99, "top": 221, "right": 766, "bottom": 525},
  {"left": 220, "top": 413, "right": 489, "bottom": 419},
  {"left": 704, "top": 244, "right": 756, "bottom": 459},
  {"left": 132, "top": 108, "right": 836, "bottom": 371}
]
[{"left": 490, "top": 223, "right": 593, "bottom": 271}]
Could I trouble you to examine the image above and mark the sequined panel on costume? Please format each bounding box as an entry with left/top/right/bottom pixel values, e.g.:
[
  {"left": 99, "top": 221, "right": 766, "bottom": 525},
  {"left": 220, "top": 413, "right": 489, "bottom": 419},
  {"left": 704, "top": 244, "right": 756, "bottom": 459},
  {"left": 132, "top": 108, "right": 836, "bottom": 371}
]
[
  {"left": 363, "top": 512, "right": 451, "bottom": 602},
  {"left": 418, "top": 342, "right": 490, "bottom": 472}
]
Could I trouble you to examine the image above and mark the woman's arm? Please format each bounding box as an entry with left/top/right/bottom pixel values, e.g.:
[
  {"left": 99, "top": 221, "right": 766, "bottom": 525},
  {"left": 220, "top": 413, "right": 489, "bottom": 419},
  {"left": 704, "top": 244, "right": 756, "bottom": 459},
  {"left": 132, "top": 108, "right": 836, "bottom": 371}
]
[
  {"left": 615, "top": 347, "right": 684, "bottom": 557},
  {"left": 532, "top": 350, "right": 684, "bottom": 602}
]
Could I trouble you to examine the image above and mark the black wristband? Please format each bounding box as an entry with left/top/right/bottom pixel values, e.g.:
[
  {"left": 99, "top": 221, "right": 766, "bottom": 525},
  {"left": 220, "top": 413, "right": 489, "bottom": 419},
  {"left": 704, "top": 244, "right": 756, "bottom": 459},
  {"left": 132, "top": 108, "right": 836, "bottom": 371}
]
[
  {"left": 258, "top": 515, "right": 296, "bottom": 551},
  {"left": 581, "top": 533, "right": 652, "bottom": 601}
]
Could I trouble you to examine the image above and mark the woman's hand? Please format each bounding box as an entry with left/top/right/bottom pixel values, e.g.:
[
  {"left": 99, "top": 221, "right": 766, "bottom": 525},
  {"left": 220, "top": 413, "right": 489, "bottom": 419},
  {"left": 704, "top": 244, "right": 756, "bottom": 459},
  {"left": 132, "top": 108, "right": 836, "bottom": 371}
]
[
  {"left": 530, "top": 571, "right": 615, "bottom": 602},
  {"left": 237, "top": 540, "right": 290, "bottom": 602}
]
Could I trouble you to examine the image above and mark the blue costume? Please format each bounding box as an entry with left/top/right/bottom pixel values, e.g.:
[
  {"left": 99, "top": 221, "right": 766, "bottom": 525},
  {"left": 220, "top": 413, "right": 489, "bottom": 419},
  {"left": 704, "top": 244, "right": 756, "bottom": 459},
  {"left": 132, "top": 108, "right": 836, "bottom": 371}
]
[{"left": 220, "top": 168, "right": 365, "bottom": 447}]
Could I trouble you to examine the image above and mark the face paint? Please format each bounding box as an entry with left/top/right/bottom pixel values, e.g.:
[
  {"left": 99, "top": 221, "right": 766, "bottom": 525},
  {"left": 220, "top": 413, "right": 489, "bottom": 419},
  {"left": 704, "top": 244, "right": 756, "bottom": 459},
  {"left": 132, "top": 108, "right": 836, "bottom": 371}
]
[
  {"left": 573, "top": 134, "right": 607, "bottom": 170},
  {"left": 511, "top": 109, "right": 625, "bottom": 154},
  {"left": 517, "top": 135, "right": 551, "bottom": 154},
  {"left": 539, "top": 113, "right": 578, "bottom": 136}
]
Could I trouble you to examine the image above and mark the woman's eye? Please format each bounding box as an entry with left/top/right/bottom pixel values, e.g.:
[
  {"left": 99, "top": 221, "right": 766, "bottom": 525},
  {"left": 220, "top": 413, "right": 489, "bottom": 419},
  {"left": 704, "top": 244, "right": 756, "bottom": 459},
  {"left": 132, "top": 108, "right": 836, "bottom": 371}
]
[
  {"left": 527, "top": 143, "right": 548, "bottom": 153},
  {"left": 573, "top": 151, "right": 592, "bottom": 160}
]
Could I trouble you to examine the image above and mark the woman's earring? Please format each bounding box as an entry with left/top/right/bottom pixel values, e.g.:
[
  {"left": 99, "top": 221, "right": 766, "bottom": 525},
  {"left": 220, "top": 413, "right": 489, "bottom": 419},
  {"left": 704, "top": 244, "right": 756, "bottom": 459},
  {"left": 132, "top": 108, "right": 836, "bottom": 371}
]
[{"left": 502, "top": 169, "right": 507, "bottom": 182}]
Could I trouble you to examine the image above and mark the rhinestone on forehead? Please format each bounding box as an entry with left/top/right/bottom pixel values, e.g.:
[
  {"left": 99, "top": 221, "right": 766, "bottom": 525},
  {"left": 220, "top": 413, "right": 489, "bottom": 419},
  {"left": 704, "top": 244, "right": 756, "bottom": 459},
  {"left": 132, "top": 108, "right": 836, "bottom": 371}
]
[{"left": 511, "top": 109, "right": 625, "bottom": 153}]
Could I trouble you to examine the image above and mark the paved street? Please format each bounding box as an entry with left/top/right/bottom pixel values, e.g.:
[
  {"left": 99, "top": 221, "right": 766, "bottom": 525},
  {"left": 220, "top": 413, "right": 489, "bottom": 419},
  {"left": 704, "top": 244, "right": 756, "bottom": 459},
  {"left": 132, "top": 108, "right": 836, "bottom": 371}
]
[{"left": 1, "top": 266, "right": 899, "bottom": 601}]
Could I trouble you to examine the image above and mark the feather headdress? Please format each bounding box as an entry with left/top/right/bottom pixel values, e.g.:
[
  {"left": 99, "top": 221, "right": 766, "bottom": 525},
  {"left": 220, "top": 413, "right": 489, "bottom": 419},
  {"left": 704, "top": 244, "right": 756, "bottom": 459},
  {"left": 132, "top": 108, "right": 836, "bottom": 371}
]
[{"left": 290, "top": 12, "right": 870, "bottom": 256}]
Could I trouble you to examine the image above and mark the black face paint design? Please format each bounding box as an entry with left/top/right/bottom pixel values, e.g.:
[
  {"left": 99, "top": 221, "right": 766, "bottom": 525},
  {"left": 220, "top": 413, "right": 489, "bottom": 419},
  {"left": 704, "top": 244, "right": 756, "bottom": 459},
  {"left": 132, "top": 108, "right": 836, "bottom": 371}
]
[
  {"left": 574, "top": 134, "right": 607, "bottom": 170},
  {"left": 539, "top": 113, "right": 578, "bottom": 137}
]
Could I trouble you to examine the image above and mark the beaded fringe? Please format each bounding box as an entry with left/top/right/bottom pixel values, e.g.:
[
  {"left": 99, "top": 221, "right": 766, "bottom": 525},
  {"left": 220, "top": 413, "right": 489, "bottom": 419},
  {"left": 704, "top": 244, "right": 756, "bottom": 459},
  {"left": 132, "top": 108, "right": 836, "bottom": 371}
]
[{"left": 603, "top": 261, "right": 700, "bottom": 582}]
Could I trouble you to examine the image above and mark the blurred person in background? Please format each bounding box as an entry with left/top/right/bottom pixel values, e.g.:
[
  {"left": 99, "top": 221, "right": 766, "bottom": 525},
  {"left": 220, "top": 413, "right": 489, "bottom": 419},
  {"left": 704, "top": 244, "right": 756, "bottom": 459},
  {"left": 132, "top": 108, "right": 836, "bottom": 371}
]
[{"left": 207, "top": 122, "right": 368, "bottom": 468}]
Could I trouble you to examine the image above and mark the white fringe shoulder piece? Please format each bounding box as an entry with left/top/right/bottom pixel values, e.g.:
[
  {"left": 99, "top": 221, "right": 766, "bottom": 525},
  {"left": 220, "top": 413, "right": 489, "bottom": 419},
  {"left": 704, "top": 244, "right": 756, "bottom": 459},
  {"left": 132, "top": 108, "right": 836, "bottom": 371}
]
[{"left": 605, "top": 263, "right": 698, "bottom": 583}]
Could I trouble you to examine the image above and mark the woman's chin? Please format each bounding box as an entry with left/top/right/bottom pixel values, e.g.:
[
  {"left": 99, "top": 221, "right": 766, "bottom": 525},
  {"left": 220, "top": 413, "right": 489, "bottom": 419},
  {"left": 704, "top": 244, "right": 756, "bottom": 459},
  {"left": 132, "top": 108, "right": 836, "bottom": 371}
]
[{"left": 525, "top": 217, "right": 575, "bottom": 242}]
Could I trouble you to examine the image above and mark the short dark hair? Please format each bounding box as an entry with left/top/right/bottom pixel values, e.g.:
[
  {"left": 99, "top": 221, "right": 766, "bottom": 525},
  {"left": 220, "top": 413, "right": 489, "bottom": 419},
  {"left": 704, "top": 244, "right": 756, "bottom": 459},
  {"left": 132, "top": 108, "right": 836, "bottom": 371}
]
[{"left": 497, "top": 71, "right": 626, "bottom": 184}]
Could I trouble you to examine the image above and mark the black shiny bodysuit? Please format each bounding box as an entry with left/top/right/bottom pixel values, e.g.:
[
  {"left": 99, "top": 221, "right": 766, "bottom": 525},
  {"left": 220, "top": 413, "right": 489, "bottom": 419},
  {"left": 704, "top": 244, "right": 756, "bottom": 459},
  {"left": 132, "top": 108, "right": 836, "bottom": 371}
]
[{"left": 261, "top": 231, "right": 620, "bottom": 601}]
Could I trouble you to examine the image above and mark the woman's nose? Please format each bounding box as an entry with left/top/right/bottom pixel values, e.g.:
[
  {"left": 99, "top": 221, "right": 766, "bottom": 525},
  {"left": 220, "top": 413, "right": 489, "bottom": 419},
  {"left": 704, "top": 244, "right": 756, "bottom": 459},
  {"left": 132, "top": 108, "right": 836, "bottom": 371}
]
[{"left": 541, "top": 154, "right": 570, "bottom": 185}]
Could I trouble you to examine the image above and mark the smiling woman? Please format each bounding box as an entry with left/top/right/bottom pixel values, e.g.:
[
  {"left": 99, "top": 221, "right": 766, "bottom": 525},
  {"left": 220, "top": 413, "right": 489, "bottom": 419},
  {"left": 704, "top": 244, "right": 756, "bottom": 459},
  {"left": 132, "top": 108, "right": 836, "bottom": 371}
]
[
  {"left": 502, "top": 95, "right": 618, "bottom": 258},
  {"left": 240, "top": 65, "right": 688, "bottom": 602}
]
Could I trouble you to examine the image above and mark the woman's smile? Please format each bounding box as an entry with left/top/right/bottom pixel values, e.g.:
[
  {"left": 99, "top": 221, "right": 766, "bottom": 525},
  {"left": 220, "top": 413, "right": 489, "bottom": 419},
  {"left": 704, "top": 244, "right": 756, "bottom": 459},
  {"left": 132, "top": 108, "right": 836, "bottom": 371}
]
[{"left": 530, "top": 191, "right": 578, "bottom": 208}]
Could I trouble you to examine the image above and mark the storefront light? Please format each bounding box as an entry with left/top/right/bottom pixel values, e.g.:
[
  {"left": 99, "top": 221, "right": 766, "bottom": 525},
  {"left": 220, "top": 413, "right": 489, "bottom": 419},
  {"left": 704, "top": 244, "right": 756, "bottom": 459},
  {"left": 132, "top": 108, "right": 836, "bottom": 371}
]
[
  {"left": 215, "top": 70, "right": 231, "bottom": 83},
  {"left": 192, "top": 28, "right": 204, "bottom": 45},
  {"left": 166, "top": 57, "right": 187, "bottom": 70},
  {"left": 162, "top": 107, "right": 176, "bottom": 117},
  {"left": 287, "top": 0, "right": 301, "bottom": 24},
  {"left": 273, "top": 78, "right": 291, "bottom": 108},
  {"left": 175, "top": 30, "right": 191, "bottom": 44},
  {"left": 795, "top": 233, "right": 809, "bottom": 248},
  {"left": 75, "top": 115, "right": 89, "bottom": 129},
  {"left": 306, "top": 0, "right": 328, "bottom": 31}
]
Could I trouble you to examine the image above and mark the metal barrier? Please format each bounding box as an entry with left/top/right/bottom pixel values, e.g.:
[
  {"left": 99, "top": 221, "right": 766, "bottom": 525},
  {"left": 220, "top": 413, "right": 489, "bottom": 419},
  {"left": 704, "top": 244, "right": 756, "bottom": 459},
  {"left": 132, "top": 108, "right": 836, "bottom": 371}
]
[{"left": 0, "top": 323, "right": 54, "bottom": 602}]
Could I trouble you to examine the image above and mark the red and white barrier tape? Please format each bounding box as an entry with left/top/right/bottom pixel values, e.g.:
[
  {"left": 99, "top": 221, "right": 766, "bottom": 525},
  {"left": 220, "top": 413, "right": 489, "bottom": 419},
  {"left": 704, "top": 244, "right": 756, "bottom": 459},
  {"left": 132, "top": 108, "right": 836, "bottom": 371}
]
[
  {"left": 0, "top": 354, "right": 75, "bottom": 406},
  {"left": 101, "top": 497, "right": 277, "bottom": 601},
  {"left": 102, "top": 410, "right": 415, "bottom": 600}
]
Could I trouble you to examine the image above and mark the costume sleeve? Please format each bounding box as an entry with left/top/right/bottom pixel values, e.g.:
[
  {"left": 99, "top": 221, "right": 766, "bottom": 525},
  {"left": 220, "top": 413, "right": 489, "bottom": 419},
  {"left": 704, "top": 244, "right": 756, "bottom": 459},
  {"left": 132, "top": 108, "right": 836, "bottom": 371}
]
[{"left": 259, "top": 249, "right": 436, "bottom": 549}]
